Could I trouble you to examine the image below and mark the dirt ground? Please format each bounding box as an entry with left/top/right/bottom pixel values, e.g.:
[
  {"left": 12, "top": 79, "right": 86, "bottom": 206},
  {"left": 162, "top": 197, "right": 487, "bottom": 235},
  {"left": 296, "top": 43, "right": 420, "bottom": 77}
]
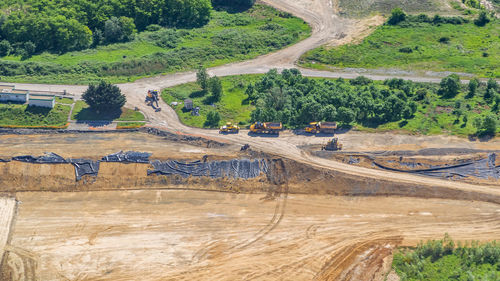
[
  {"left": 2, "top": 191, "right": 499, "bottom": 281},
  {"left": 0, "top": 197, "right": 16, "bottom": 263}
]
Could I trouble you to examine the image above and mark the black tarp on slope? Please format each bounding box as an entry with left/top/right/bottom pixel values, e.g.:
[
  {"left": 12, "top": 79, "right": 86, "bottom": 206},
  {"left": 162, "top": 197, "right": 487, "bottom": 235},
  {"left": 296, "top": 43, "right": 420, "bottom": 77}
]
[
  {"left": 148, "top": 159, "right": 268, "bottom": 179},
  {"left": 101, "top": 151, "right": 152, "bottom": 163},
  {"left": 374, "top": 153, "right": 500, "bottom": 180},
  {"left": 12, "top": 152, "right": 66, "bottom": 164},
  {"left": 67, "top": 159, "right": 100, "bottom": 181}
]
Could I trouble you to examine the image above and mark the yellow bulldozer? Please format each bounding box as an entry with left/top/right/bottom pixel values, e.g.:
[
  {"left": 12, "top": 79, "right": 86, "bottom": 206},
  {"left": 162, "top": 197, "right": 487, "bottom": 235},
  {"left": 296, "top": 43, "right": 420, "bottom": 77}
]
[
  {"left": 322, "top": 137, "right": 343, "bottom": 151},
  {"left": 305, "top": 122, "right": 337, "bottom": 134},
  {"left": 219, "top": 122, "right": 240, "bottom": 134}
]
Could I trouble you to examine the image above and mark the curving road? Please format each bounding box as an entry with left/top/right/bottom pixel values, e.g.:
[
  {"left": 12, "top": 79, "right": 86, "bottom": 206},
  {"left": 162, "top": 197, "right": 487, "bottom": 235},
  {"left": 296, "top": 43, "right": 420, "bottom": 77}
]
[{"left": 3, "top": 0, "right": 500, "bottom": 198}]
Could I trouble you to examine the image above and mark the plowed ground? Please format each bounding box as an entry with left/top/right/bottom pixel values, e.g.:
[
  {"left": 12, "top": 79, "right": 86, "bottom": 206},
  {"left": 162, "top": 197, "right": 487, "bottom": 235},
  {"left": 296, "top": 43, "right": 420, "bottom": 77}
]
[{"left": 5, "top": 191, "right": 500, "bottom": 281}]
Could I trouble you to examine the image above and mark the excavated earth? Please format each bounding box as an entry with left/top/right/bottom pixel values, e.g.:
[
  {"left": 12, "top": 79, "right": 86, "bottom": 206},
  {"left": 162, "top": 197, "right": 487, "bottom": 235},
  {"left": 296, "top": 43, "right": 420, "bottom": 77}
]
[{"left": 0, "top": 132, "right": 499, "bottom": 281}]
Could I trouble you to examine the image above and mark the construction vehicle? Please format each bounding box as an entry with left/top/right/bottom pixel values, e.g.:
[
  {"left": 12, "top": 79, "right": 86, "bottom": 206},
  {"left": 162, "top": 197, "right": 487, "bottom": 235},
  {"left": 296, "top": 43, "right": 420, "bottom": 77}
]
[
  {"left": 322, "top": 137, "right": 343, "bottom": 151},
  {"left": 249, "top": 122, "right": 282, "bottom": 135},
  {"left": 219, "top": 122, "right": 240, "bottom": 134},
  {"left": 305, "top": 122, "right": 337, "bottom": 134},
  {"left": 145, "top": 90, "right": 160, "bottom": 109}
]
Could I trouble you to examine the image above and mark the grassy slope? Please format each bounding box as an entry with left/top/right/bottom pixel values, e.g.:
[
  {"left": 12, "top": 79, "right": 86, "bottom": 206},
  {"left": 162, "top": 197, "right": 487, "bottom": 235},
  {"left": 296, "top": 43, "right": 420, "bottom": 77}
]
[
  {"left": 0, "top": 5, "right": 310, "bottom": 84},
  {"left": 161, "top": 75, "right": 261, "bottom": 128},
  {"left": 163, "top": 74, "right": 498, "bottom": 136},
  {"left": 0, "top": 103, "right": 70, "bottom": 126},
  {"left": 71, "top": 101, "right": 146, "bottom": 121},
  {"left": 358, "top": 90, "right": 500, "bottom": 136},
  {"left": 301, "top": 21, "right": 500, "bottom": 78}
]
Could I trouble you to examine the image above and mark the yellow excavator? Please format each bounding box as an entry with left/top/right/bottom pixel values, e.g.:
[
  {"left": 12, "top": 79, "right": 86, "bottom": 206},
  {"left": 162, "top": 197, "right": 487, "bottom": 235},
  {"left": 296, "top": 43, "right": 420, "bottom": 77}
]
[
  {"left": 305, "top": 122, "right": 337, "bottom": 134},
  {"left": 219, "top": 122, "right": 240, "bottom": 134},
  {"left": 322, "top": 137, "right": 343, "bottom": 151}
]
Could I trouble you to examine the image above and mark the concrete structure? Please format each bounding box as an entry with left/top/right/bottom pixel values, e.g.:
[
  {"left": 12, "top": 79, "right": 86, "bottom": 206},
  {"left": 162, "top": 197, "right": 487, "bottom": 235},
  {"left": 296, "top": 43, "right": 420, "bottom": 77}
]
[
  {"left": 184, "top": 99, "right": 193, "bottom": 110},
  {"left": 0, "top": 85, "right": 61, "bottom": 109},
  {"left": 28, "top": 94, "right": 55, "bottom": 108},
  {"left": 0, "top": 86, "right": 29, "bottom": 103}
]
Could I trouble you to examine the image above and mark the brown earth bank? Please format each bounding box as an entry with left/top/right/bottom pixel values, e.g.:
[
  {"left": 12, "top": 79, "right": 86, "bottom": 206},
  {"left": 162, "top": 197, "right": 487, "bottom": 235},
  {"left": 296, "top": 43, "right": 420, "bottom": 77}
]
[{"left": 2, "top": 191, "right": 500, "bottom": 281}]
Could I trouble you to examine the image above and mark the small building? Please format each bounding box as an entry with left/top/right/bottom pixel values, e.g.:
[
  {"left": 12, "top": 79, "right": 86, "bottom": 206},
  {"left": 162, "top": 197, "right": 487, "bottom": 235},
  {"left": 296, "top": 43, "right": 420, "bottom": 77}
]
[
  {"left": 184, "top": 99, "right": 193, "bottom": 110},
  {"left": 0, "top": 86, "right": 29, "bottom": 103},
  {"left": 28, "top": 94, "right": 55, "bottom": 108}
]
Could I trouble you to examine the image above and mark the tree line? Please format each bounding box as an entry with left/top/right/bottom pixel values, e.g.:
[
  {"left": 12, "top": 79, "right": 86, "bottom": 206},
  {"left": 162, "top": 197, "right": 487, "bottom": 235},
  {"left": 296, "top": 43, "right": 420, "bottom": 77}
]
[
  {"left": 247, "top": 69, "right": 419, "bottom": 127},
  {"left": 246, "top": 69, "right": 499, "bottom": 136},
  {"left": 0, "top": 0, "right": 254, "bottom": 57}
]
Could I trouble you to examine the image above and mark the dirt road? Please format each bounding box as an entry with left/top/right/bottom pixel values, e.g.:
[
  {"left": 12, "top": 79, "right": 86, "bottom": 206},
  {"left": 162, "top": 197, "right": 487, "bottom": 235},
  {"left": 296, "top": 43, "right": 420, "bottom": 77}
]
[
  {"left": 1, "top": 1, "right": 500, "bottom": 205},
  {"left": 4, "top": 191, "right": 499, "bottom": 281}
]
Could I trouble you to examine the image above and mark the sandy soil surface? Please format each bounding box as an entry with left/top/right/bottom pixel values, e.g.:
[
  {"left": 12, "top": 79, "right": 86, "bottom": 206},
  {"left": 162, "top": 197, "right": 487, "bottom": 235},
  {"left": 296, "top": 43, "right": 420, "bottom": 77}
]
[
  {"left": 4, "top": 191, "right": 500, "bottom": 281},
  {"left": 0, "top": 197, "right": 16, "bottom": 264}
]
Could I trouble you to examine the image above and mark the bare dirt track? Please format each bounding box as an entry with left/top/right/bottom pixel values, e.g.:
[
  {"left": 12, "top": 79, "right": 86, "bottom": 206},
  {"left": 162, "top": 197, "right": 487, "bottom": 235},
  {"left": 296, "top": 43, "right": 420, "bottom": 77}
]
[
  {"left": 1, "top": 1, "right": 500, "bottom": 280},
  {"left": 3, "top": 191, "right": 499, "bottom": 281}
]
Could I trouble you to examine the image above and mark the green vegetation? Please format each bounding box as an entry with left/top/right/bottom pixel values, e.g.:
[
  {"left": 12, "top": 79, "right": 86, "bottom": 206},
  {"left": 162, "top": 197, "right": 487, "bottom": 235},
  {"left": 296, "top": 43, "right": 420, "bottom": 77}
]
[
  {"left": 71, "top": 101, "right": 145, "bottom": 121},
  {"left": 0, "top": 103, "right": 70, "bottom": 127},
  {"left": 0, "top": 5, "right": 310, "bottom": 84},
  {"left": 338, "top": 0, "right": 456, "bottom": 18},
  {"left": 55, "top": 97, "right": 74, "bottom": 104},
  {"left": 116, "top": 121, "right": 146, "bottom": 129},
  {"left": 82, "top": 81, "right": 126, "bottom": 112},
  {"left": 162, "top": 75, "right": 261, "bottom": 127},
  {"left": 164, "top": 70, "right": 500, "bottom": 136},
  {"left": 393, "top": 235, "right": 500, "bottom": 280},
  {"left": 301, "top": 14, "right": 499, "bottom": 78}
]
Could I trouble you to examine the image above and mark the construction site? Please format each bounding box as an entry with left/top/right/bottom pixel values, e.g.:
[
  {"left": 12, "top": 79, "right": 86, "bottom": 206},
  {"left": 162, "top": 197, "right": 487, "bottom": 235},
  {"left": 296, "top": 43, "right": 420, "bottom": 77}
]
[{"left": 0, "top": 0, "right": 499, "bottom": 280}]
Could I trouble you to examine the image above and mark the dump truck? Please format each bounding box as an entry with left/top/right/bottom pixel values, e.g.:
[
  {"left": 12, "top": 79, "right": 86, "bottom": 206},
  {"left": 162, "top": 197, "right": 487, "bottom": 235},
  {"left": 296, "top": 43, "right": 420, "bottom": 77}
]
[
  {"left": 322, "top": 137, "right": 343, "bottom": 151},
  {"left": 250, "top": 122, "right": 282, "bottom": 135},
  {"left": 305, "top": 122, "right": 337, "bottom": 134},
  {"left": 219, "top": 122, "right": 240, "bottom": 134}
]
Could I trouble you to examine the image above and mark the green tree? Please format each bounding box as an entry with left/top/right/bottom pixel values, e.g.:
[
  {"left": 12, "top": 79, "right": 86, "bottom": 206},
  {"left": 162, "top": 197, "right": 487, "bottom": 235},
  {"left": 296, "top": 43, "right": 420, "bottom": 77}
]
[
  {"left": 474, "top": 114, "right": 497, "bottom": 136},
  {"left": 163, "top": 0, "right": 212, "bottom": 28},
  {"left": 388, "top": 8, "right": 406, "bottom": 25},
  {"left": 119, "top": 16, "right": 137, "bottom": 41},
  {"left": 205, "top": 110, "right": 221, "bottom": 127},
  {"left": 0, "top": 40, "right": 12, "bottom": 57},
  {"left": 209, "top": 76, "right": 223, "bottom": 102},
  {"left": 196, "top": 67, "right": 209, "bottom": 92},
  {"left": 487, "top": 78, "right": 499, "bottom": 92},
  {"left": 337, "top": 107, "right": 355, "bottom": 124},
  {"left": 438, "top": 74, "right": 461, "bottom": 98},
  {"left": 82, "top": 80, "right": 126, "bottom": 113},
  {"left": 467, "top": 78, "right": 479, "bottom": 98},
  {"left": 474, "top": 10, "right": 490, "bottom": 26},
  {"left": 104, "top": 17, "right": 124, "bottom": 43},
  {"left": 212, "top": 0, "right": 255, "bottom": 8},
  {"left": 22, "top": 41, "right": 36, "bottom": 60}
]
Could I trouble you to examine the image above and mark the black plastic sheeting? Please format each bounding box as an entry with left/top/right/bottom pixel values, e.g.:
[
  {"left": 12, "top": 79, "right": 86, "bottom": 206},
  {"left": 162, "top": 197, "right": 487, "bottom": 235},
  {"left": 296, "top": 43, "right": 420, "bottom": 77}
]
[
  {"left": 374, "top": 153, "right": 500, "bottom": 180},
  {"left": 148, "top": 159, "right": 268, "bottom": 179},
  {"left": 102, "top": 151, "right": 152, "bottom": 163},
  {"left": 67, "top": 159, "right": 100, "bottom": 181},
  {"left": 0, "top": 158, "right": 11, "bottom": 162},
  {"left": 12, "top": 152, "right": 66, "bottom": 164}
]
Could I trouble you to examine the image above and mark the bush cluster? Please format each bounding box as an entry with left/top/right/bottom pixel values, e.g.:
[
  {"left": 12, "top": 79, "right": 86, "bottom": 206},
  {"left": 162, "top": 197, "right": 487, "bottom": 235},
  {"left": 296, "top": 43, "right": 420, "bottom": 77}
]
[{"left": 247, "top": 69, "right": 424, "bottom": 127}]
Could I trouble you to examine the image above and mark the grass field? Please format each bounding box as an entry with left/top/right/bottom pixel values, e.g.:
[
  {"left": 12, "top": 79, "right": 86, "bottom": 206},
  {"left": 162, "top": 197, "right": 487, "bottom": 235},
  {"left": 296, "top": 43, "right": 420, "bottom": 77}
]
[
  {"left": 55, "top": 97, "right": 74, "bottom": 104},
  {"left": 0, "top": 103, "right": 70, "bottom": 127},
  {"left": 301, "top": 20, "right": 500, "bottom": 78},
  {"left": 71, "top": 101, "right": 145, "bottom": 121},
  {"left": 162, "top": 75, "right": 261, "bottom": 128},
  {"left": 338, "top": 0, "right": 457, "bottom": 17},
  {"left": 0, "top": 5, "right": 310, "bottom": 84}
]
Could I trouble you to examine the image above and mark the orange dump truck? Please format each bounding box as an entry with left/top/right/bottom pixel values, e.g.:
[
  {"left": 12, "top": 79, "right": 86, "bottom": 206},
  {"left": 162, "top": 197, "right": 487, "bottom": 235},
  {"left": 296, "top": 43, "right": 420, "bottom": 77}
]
[
  {"left": 250, "top": 122, "right": 282, "bottom": 135},
  {"left": 305, "top": 122, "right": 337, "bottom": 134}
]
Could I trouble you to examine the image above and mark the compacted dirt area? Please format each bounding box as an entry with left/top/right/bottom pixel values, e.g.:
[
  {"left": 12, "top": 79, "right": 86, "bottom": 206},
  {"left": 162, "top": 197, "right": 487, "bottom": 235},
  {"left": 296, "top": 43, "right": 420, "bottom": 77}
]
[{"left": 2, "top": 191, "right": 499, "bottom": 281}]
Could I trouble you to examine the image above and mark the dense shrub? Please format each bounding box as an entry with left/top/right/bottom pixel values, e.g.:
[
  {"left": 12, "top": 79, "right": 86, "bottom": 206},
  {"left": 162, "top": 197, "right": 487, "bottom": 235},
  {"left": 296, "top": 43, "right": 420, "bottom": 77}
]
[
  {"left": 0, "top": 0, "right": 212, "bottom": 54},
  {"left": 249, "top": 69, "right": 420, "bottom": 127}
]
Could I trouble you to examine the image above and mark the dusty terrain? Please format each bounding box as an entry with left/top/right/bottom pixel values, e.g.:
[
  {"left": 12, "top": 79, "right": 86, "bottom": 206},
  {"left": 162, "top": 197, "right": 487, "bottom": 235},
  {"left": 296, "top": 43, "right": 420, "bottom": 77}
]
[
  {"left": 1, "top": 191, "right": 499, "bottom": 281},
  {"left": 1, "top": 0, "right": 500, "bottom": 280}
]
